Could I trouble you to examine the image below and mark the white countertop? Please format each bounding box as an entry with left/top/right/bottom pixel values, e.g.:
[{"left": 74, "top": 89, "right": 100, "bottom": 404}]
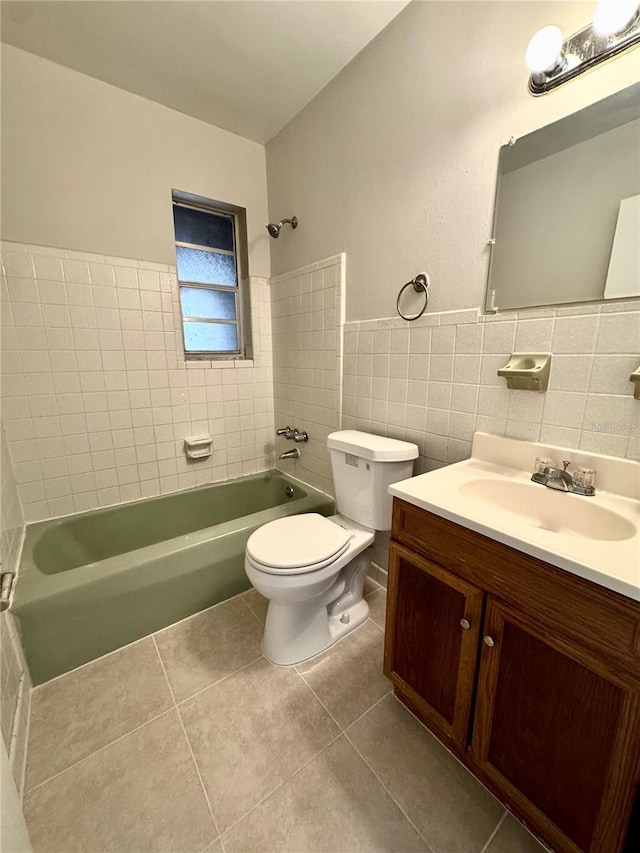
[{"left": 389, "top": 433, "right": 640, "bottom": 602}]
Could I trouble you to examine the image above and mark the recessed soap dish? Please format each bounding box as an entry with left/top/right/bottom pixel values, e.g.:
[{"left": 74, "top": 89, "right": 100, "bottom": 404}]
[
  {"left": 497, "top": 353, "right": 552, "bottom": 392},
  {"left": 184, "top": 435, "right": 213, "bottom": 460},
  {"left": 631, "top": 365, "right": 640, "bottom": 400}
]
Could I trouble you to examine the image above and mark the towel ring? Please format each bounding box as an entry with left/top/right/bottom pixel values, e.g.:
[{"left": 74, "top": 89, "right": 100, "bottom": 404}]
[{"left": 397, "top": 273, "right": 429, "bottom": 321}]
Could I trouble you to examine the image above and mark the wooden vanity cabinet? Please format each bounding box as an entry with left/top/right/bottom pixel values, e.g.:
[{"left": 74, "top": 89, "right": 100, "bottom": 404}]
[{"left": 385, "top": 499, "right": 640, "bottom": 853}]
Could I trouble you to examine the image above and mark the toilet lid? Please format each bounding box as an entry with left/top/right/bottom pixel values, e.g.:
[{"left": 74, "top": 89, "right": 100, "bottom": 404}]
[{"left": 246, "top": 514, "right": 351, "bottom": 571}]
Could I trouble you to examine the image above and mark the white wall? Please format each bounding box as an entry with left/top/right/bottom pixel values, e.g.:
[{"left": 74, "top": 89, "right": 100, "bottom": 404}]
[
  {"left": 266, "top": 1, "right": 640, "bottom": 321},
  {"left": 0, "top": 46, "right": 271, "bottom": 277}
]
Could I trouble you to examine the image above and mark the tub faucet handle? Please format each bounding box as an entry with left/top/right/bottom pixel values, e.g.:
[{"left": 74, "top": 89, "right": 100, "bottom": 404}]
[{"left": 276, "top": 425, "right": 291, "bottom": 436}]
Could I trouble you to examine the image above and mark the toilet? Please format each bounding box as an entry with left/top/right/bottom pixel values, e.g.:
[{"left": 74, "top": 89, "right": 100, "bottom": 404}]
[{"left": 245, "top": 430, "right": 418, "bottom": 665}]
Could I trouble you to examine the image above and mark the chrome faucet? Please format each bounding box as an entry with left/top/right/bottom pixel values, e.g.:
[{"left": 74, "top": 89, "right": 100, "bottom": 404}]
[
  {"left": 277, "top": 426, "right": 295, "bottom": 439},
  {"left": 531, "top": 460, "right": 595, "bottom": 496},
  {"left": 276, "top": 426, "right": 309, "bottom": 442},
  {"left": 279, "top": 448, "right": 300, "bottom": 460}
]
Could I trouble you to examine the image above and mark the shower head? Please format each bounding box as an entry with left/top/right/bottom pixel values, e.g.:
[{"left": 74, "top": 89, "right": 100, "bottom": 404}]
[{"left": 266, "top": 216, "right": 298, "bottom": 238}]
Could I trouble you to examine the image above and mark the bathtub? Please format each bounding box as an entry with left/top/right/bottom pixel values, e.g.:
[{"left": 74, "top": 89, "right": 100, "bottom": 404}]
[{"left": 13, "top": 470, "right": 333, "bottom": 685}]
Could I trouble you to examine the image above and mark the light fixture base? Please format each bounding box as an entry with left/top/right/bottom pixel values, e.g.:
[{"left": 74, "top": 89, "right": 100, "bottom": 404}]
[{"left": 528, "top": 16, "right": 640, "bottom": 95}]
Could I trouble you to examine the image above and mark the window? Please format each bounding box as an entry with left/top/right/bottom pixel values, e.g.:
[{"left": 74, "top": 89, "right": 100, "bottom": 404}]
[{"left": 172, "top": 192, "right": 250, "bottom": 358}]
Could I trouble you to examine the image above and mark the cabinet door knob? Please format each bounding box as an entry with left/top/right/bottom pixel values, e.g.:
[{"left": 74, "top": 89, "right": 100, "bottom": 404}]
[
  {"left": 483, "top": 635, "right": 495, "bottom": 647},
  {"left": 460, "top": 618, "right": 471, "bottom": 630}
]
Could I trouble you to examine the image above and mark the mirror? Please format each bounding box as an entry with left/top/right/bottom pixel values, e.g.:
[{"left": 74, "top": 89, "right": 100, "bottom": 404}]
[{"left": 486, "top": 83, "right": 640, "bottom": 312}]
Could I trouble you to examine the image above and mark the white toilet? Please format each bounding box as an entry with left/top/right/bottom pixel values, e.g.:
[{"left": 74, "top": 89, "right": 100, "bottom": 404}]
[{"left": 245, "top": 430, "right": 418, "bottom": 665}]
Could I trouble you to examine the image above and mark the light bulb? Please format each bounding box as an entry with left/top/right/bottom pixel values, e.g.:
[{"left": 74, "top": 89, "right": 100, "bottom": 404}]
[
  {"left": 593, "top": 0, "right": 639, "bottom": 36},
  {"left": 525, "top": 25, "right": 564, "bottom": 73}
]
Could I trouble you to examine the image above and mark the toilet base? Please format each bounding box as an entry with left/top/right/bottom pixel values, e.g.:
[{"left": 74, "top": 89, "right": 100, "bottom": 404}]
[
  {"left": 262, "top": 596, "right": 370, "bottom": 667},
  {"left": 260, "top": 551, "right": 372, "bottom": 666}
]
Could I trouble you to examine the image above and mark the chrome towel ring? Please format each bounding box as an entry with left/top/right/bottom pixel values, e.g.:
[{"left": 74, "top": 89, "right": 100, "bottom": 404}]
[{"left": 396, "top": 273, "right": 429, "bottom": 321}]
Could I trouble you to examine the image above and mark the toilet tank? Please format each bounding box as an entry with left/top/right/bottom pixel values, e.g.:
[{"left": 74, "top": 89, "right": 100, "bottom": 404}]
[{"left": 327, "top": 431, "right": 419, "bottom": 531}]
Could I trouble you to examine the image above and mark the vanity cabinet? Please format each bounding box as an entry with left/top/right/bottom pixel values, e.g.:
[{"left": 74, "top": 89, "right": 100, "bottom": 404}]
[{"left": 385, "top": 499, "right": 640, "bottom": 853}]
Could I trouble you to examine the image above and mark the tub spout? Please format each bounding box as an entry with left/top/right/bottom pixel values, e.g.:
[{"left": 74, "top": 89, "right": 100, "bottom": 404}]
[{"left": 279, "top": 448, "right": 300, "bottom": 460}]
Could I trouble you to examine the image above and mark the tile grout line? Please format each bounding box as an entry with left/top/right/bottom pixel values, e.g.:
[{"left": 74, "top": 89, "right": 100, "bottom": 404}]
[
  {"left": 342, "top": 724, "right": 437, "bottom": 853},
  {"left": 218, "top": 730, "right": 346, "bottom": 843},
  {"left": 293, "top": 665, "right": 343, "bottom": 731},
  {"left": 23, "top": 706, "right": 176, "bottom": 796},
  {"left": 151, "top": 635, "right": 221, "bottom": 844},
  {"left": 340, "top": 688, "right": 393, "bottom": 735},
  {"left": 174, "top": 705, "right": 221, "bottom": 842},
  {"left": 174, "top": 654, "right": 265, "bottom": 709},
  {"left": 238, "top": 592, "right": 266, "bottom": 629},
  {"left": 479, "top": 810, "right": 508, "bottom": 853}
]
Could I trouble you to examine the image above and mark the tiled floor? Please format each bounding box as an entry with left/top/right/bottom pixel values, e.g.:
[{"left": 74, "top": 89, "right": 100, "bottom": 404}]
[{"left": 22, "top": 580, "right": 547, "bottom": 853}]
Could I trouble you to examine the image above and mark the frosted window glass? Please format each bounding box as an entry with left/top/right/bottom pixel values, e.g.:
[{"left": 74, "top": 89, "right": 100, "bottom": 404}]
[
  {"left": 176, "top": 246, "right": 236, "bottom": 286},
  {"left": 179, "top": 286, "right": 236, "bottom": 320},
  {"left": 183, "top": 322, "right": 238, "bottom": 352},
  {"left": 173, "top": 206, "right": 235, "bottom": 251}
]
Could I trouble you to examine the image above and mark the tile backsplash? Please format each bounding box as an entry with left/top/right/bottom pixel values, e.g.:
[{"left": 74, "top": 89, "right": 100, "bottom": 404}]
[
  {"left": 0, "top": 418, "right": 31, "bottom": 794},
  {"left": 272, "top": 254, "right": 345, "bottom": 495},
  {"left": 1, "top": 424, "right": 24, "bottom": 575},
  {"left": 342, "top": 303, "right": 639, "bottom": 467},
  {"left": 341, "top": 301, "right": 639, "bottom": 575},
  {"left": 1, "top": 242, "right": 275, "bottom": 521}
]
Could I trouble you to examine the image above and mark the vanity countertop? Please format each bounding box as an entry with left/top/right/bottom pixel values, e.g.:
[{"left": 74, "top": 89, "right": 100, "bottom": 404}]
[{"left": 389, "top": 433, "right": 640, "bottom": 602}]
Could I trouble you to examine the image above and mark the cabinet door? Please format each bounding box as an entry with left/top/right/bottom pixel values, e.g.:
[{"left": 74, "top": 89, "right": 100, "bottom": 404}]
[
  {"left": 384, "top": 541, "right": 484, "bottom": 748},
  {"left": 472, "top": 597, "right": 640, "bottom": 853}
]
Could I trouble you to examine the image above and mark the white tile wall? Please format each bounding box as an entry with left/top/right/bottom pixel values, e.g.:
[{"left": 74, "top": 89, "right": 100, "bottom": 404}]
[
  {"left": 343, "top": 300, "right": 640, "bottom": 575},
  {"left": 1, "top": 425, "right": 24, "bottom": 575},
  {"left": 0, "top": 610, "right": 31, "bottom": 796},
  {"left": 0, "top": 427, "right": 30, "bottom": 794},
  {"left": 1, "top": 242, "right": 275, "bottom": 521},
  {"left": 271, "top": 255, "right": 345, "bottom": 495}
]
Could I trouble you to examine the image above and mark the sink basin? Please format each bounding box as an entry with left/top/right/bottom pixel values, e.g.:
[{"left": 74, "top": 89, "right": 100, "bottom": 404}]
[{"left": 460, "top": 479, "right": 636, "bottom": 542}]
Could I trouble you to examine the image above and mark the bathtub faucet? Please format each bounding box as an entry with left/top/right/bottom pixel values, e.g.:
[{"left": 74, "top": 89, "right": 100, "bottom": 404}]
[{"left": 279, "top": 448, "right": 300, "bottom": 460}]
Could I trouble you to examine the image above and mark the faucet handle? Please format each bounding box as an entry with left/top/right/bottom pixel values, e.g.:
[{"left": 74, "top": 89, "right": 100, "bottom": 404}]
[
  {"left": 562, "top": 460, "right": 571, "bottom": 471},
  {"left": 534, "top": 456, "right": 555, "bottom": 475},
  {"left": 277, "top": 426, "right": 296, "bottom": 439}
]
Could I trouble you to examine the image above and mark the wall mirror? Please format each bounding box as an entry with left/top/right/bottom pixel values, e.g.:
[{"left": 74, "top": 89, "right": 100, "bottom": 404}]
[{"left": 486, "top": 82, "right": 640, "bottom": 312}]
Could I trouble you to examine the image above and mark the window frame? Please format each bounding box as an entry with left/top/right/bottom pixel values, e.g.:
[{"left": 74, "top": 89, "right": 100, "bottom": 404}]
[{"left": 172, "top": 192, "right": 252, "bottom": 361}]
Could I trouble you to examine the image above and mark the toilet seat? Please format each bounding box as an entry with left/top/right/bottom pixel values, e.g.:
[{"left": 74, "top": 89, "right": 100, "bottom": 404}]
[{"left": 246, "top": 513, "right": 352, "bottom": 575}]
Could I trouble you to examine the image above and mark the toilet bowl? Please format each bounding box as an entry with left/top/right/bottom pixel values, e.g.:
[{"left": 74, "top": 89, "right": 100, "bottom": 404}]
[{"left": 245, "top": 430, "right": 418, "bottom": 666}]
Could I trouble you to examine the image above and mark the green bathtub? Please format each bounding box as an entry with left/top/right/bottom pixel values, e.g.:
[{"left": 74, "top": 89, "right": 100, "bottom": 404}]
[{"left": 13, "top": 470, "right": 333, "bottom": 685}]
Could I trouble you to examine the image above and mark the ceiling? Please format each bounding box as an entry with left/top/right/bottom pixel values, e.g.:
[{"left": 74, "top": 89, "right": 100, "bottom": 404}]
[{"left": 0, "top": 0, "right": 409, "bottom": 143}]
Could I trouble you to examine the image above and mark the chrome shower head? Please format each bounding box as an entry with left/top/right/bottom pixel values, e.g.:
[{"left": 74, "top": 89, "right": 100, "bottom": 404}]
[{"left": 266, "top": 216, "right": 298, "bottom": 239}]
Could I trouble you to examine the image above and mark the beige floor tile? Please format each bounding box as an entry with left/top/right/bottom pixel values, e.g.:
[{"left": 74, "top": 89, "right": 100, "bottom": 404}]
[
  {"left": 179, "top": 657, "right": 339, "bottom": 833},
  {"left": 23, "top": 711, "right": 216, "bottom": 853},
  {"left": 348, "top": 694, "right": 505, "bottom": 853},
  {"left": 241, "top": 587, "right": 269, "bottom": 624},
  {"left": 366, "top": 587, "right": 387, "bottom": 630},
  {"left": 486, "top": 815, "right": 549, "bottom": 852},
  {"left": 25, "top": 637, "right": 173, "bottom": 790},
  {"left": 297, "top": 620, "right": 391, "bottom": 728},
  {"left": 154, "top": 596, "right": 262, "bottom": 702},
  {"left": 223, "top": 736, "right": 427, "bottom": 852}
]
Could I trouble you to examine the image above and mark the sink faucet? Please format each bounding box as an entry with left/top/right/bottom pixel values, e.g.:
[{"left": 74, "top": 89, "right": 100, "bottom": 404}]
[{"left": 531, "top": 460, "right": 595, "bottom": 496}]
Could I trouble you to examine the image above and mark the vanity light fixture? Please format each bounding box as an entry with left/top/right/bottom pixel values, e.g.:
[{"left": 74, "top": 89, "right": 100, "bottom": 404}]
[{"left": 526, "top": 0, "right": 640, "bottom": 95}]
